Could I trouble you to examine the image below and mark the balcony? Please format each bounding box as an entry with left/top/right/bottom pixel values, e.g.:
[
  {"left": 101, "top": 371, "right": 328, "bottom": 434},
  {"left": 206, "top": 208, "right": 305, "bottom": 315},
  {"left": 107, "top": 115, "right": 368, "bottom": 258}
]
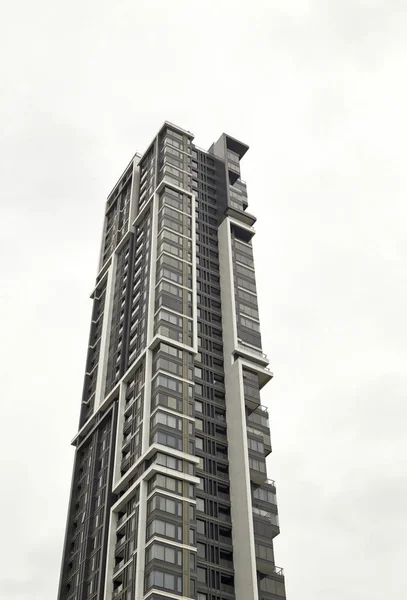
[
  {"left": 218, "top": 509, "right": 231, "bottom": 523},
  {"left": 112, "top": 581, "right": 124, "bottom": 597},
  {"left": 228, "top": 162, "right": 240, "bottom": 184},
  {"left": 116, "top": 513, "right": 127, "bottom": 528},
  {"left": 253, "top": 506, "right": 278, "bottom": 522},
  {"left": 235, "top": 340, "right": 270, "bottom": 368},
  {"left": 258, "top": 571, "right": 286, "bottom": 599},
  {"left": 263, "top": 478, "right": 276, "bottom": 488},
  {"left": 246, "top": 425, "right": 272, "bottom": 456},
  {"left": 115, "top": 537, "right": 126, "bottom": 556},
  {"left": 247, "top": 405, "right": 269, "bottom": 430},
  {"left": 252, "top": 506, "right": 280, "bottom": 537},
  {"left": 218, "top": 490, "right": 230, "bottom": 502},
  {"left": 220, "top": 554, "right": 234, "bottom": 570},
  {"left": 226, "top": 203, "right": 256, "bottom": 227},
  {"left": 219, "top": 531, "right": 233, "bottom": 545},
  {"left": 249, "top": 467, "right": 268, "bottom": 485},
  {"left": 215, "top": 413, "right": 226, "bottom": 423},
  {"left": 244, "top": 386, "right": 261, "bottom": 413},
  {"left": 113, "top": 559, "right": 125, "bottom": 574},
  {"left": 122, "top": 433, "right": 131, "bottom": 449},
  {"left": 220, "top": 581, "right": 235, "bottom": 595},
  {"left": 215, "top": 428, "right": 227, "bottom": 442}
]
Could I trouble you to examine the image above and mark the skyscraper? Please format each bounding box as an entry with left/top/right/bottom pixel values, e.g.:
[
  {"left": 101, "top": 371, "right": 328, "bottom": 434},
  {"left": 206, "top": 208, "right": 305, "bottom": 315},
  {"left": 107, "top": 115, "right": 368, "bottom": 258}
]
[{"left": 58, "top": 122, "right": 286, "bottom": 600}]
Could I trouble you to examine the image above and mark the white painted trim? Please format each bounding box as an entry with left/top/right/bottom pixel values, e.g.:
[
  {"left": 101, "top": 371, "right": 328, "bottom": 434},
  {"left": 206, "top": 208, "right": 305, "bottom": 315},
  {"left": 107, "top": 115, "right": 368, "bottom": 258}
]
[
  {"left": 112, "top": 462, "right": 200, "bottom": 508},
  {"left": 149, "top": 333, "right": 196, "bottom": 355},
  {"left": 135, "top": 479, "right": 148, "bottom": 600},
  {"left": 218, "top": 217, "right": 259, "bottom": 600},
  {"left": 191, "top": 193, "right": 198, "bottom": 353},
  {"left": 144, "top": 590, "right": 195, "bottom": 600},
  {"left": 129, "top": 155, "right": 141, "bottom": 225},
  {"left": 112, "top": 381, "right": 127, "bottom": 488},
  {"left": 145, "top": 536, "right": 197, "bottom": 552},
  {"left": 94, "top": 253, "right": 117, "bottom": 412},
  {"left": 150, "top": 405, "right": 195, "bottom": 423},
  {"left": 228, "top": 214, "right": 256, "bottom": 234}
]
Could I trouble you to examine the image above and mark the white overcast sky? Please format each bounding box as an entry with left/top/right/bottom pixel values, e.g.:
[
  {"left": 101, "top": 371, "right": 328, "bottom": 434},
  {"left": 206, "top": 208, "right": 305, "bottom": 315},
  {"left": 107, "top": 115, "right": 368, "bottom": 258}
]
[{"left": 1, "top": 1, "right": 406, "bottom": 599}]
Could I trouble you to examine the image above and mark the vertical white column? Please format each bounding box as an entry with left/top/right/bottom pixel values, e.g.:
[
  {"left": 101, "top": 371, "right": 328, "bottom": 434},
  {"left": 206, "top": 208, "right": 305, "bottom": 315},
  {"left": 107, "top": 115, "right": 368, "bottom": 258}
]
[
  {"left": 218, "top": 217, "right": 259, "bottom": 600},
  {"left": 134, "top": 479, "right": 148, "bottom": 600},
  {"left": 129, "top": 156, "right": 141, "bottom": 227},
  {"left": 191, "top": 192, "right": 198, "bottom": 353},
  {"left": 143, "top": 190, "right": 160, "bottom": 451},
  {"left": 94, "top": 253, "right": 118, "bottom": 412},
  {"left": 134, "top": 187, "right": 160, "bottom": 600}
]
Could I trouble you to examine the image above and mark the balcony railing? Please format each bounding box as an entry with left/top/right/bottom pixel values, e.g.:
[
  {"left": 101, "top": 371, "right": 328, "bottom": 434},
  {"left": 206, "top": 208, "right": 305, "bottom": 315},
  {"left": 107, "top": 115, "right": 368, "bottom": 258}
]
[
  {"left": 117, "top": 513, "right": 127, "bottom": 527},
  {"left": 218, "top": 491, "right": 230, "bottom": 501},
  {"left": 252, "top": 506, "right": 279, "bottom": 526},
  {"left": 237, "top": 340, "right": 268, "bottom": 362},
  {"left": 113, "top": 559, "right": 125, "bottom": 573},
  {"left": 219, "top": 533, "right": 232, "bottom": 544},
  {"left": 264, "top": 479, "right": 276, "bottom": 487},
  {"left": 218, "top": 511, "right": 231, "bottom": 523}
]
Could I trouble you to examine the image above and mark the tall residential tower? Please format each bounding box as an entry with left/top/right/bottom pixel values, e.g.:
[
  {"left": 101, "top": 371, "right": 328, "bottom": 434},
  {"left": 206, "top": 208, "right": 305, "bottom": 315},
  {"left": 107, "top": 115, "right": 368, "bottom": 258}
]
[{"left": 58, "top": 123, "right": 286, "bottom": 600}]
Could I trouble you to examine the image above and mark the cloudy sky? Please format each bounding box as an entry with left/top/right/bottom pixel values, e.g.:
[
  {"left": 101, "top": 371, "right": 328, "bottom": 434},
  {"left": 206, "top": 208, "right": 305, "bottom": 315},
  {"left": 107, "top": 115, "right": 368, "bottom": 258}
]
[{"left": 1, "top": 1, "right": 406, "bottom": 598}]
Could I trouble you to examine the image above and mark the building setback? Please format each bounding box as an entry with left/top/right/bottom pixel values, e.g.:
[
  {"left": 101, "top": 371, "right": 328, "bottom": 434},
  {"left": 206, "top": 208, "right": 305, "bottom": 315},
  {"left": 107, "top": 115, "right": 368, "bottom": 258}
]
[{"left": 58, "top": 122, "right": 287, "bottom": 600}]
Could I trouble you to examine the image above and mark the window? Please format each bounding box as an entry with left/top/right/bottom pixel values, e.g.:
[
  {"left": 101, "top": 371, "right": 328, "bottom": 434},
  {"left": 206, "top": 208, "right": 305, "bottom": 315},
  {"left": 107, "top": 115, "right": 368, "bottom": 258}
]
[
  {"left": 157, "top": 280, "right": 183, "bottom": 299},
  {"left": 145, "top": 569, "right": 182, "bottom": 593},
  {"left": 154, "top": 357, "right": 182, "bottom": 377},
  {"left": 157, "top": 341, "right": 183, "bottom": 359},
  {"left": 148, "top": 474, "right": 183, "bottom": 495},
  {"left": 247, "top": 437, "right": 264, "bottom": 454},
  {"left": 196, "top": 497, "right": 205, "bottom": 512},
  {"left": 196, "top": 519, "right": 205, "bottom": 534},
  {"left": 253, "top": 487, "right": 276, "bottom": 504},
  {"left": 255, "top": 542, "right": 274, "bottom": 562},
  {"left": 197, "top": 542, "right": 206, "bottom": 558},
  {"left": 239, "top": 303, "right": 259, "bottom": 320},
  {"left": 194, "top": 400, "right": 203, "bottom": 413},
  {"left": 152, "top": 392, "right": 183, "bottom": 413},
  {"left": 153, "top": 431, "right": 182, "bottom": 450},
  {"left": 155, "top": 452, "right": 183, "bottom": 470},
  {"left": 195, "top": 437, "right": 203, "bottom": 450},
  {"left": 146, "top": 543, "right": 182, "bottom": 566},
  {"left": 156, "top": 309, "right": 183, "bottom": 328},
  {"left": 240, "top": 316, "right": 260, "bottom": 332},
  {"left": 153, "top": 374, "right": 182, "bottom": 393},
  {"left": 249, "top": 457, "right": 266, "bottom": 473},
  {"left": 197, "top": 567, "right": 206, "bottom": 583},
  {"left": 148, "top": 494, "right": 182, "bottom": 516},
  {"left": 146, "top": 519, "right": 181, "bottom": 541},
  {"left": 151, "top": 411, "right": 182, "bottom": 430},
  {"left": 259, "top": 577, "right": 286, "bottom": 597}
]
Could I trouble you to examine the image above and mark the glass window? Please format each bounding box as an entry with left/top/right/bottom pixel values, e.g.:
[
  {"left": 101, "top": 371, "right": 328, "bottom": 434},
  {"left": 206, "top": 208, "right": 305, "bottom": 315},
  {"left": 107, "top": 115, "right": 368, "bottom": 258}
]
[
  {"left": 146, "top": 543, "right": 182, "bottom": 566},
  {"left": 145, "top": 569, "right": 182, "bottom": 593},
  {"left": 196, "top": 519, "right": 205, "bottom": 534}
]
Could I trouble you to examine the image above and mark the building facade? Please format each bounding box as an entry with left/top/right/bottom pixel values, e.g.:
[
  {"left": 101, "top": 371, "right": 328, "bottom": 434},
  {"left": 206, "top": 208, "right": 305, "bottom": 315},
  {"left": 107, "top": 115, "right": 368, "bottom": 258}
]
[{"left": 58, "top": 122, "right": 286, "bottom": 600}]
